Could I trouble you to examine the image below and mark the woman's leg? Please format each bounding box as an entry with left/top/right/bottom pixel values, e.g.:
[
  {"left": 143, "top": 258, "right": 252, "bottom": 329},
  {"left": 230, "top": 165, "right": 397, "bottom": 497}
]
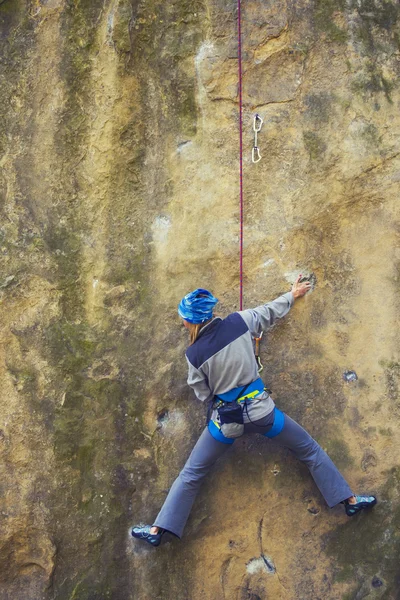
[
  {"left": 153, "top": 426, "right": 232, "bottom": 538},
  {"left": 272, "top": 414, "right": 353, "bottom": 508}
]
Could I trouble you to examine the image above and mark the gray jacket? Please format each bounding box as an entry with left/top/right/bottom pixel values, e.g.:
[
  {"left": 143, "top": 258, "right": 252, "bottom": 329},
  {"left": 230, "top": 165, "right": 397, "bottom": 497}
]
[{"left": 185, "top": 292, "right": 294, "bottom": 422}]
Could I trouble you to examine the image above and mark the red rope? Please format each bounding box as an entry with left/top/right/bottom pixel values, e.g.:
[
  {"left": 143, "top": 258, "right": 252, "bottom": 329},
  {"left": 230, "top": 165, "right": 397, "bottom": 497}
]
[{"left": 237, "top": 0, "right": 244, "bottom": 310}]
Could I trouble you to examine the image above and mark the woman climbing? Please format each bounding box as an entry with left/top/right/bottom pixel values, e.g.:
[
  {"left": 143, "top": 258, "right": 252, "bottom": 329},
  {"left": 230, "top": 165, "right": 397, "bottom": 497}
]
[{"left": 131, "top": 277, "right": 376, "bottom": 546}]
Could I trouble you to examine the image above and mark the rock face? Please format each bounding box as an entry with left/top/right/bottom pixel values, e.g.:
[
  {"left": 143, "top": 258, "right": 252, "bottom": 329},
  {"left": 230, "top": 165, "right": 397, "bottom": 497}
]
[{"left": 0, "top": 0, "right": 400, "bottom": 598}]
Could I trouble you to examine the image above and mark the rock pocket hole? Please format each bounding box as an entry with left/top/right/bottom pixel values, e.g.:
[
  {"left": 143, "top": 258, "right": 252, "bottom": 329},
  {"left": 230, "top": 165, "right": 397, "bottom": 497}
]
[
  {"left": 299, "top": 272, "right": 317, "bottom": 290},
  {"left": 371, "top": 576, "right": 384, "bottom": 588},
  {"left": 157, "top": 409, "right": 169, "bottom": 426}
]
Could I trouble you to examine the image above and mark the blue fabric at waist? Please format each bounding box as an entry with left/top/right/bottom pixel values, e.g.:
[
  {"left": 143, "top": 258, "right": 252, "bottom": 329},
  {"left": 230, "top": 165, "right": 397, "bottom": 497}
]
[
  {"left": 264, "top": 407, "right": 285, "bottom": 438},
  {"left": 216, "top": 377, "right": 265, "bottom": 402}
]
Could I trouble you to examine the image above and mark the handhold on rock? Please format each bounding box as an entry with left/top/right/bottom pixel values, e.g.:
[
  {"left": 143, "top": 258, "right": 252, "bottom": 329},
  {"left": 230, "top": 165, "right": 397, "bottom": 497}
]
[
  {"left": 157, "top": 409, "right": 169, "bottom": 425},
  {"left": 0, "top": 275, "right": 15, "bottom": 289},
  {"left": 299, "top": 272, "right": 316, "bottom": 283},
  {"left": 361, "top": 448, "right": 378, "bottom": 472},
  {"left": 343, "top": 370, "right": 358, "bottom": 382},
  {"left": 307, "top": 506, "right": 320, "bottom": 515},
  {"left": 371, "top": 576, "right": 383, "bottom": 588},
  {"left": 262, "top": 555, "right": 276, "bottom": 574},
  {"left": 284, "top": 271, "right": 316, "bottom": 291},
  {"left": 246, "top": 555, "right": 276, "bottom": 576},
  {"left": 299, "top": 272, "right": 317, "bottom": 291}
]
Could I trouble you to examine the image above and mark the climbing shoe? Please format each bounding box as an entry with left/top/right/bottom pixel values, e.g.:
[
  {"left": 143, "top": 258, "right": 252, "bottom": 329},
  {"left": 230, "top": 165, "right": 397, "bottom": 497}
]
[
  {"left": 345, "top": 495, "right": 377, "bottom": 517},
  {"left": 130, "top": 524, "right": 163, "bottom": 547}
]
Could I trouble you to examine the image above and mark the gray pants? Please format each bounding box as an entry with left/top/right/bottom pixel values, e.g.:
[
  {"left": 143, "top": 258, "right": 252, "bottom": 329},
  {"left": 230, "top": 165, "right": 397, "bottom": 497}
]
[{"left": 154, "top": 412, "right": 353, "bottom": 538}]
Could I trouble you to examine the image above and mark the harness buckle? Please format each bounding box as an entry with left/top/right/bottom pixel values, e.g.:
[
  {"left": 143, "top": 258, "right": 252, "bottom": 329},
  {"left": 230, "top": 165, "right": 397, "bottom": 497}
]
[{"left": 254, "top": 331, "right": 263, "bottom": 372}]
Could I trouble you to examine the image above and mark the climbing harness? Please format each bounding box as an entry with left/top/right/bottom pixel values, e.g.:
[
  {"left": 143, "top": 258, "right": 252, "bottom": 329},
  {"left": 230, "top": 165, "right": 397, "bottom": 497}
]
[
  {"left": 214, "top": 378, "right": 264, "bottom": 404},
  {"left": 207, "top": 377, "right": 282, "bottom": 444},
  {"left": 208, "top": 404, "right": 285, "bottom": 444},
  {"left": 254, "top": 331, "right": 263, "bottom": 373},
  {"left": 208, "top": 378, "right": 265, "bottom": 443},
  {"left": 252, "top": 114, "right": 263, "bottom": 163},
  {"left": 263, "top": 408, "right": 285, "bottom": 438}
]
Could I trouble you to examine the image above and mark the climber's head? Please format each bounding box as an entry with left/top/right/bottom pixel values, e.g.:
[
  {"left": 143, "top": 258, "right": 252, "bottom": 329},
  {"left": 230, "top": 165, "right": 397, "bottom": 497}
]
[
  {"left": 178, "top": 288, "right": 218, "bottom": 345},
  {"left": 178, "top": 288, "right": 218, "bottom": 324}
]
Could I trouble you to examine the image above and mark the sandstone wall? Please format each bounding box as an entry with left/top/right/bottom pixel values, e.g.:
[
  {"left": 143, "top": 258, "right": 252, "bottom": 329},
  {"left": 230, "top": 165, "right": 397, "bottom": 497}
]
[{"left": 0, "top": 0, "right": 400, "bottom": 598}]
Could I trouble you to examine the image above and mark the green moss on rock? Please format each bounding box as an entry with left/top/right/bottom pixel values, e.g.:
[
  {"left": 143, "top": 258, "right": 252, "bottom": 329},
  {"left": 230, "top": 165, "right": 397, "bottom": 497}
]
[
  {"left": 351, "top": 61, "right": 395, "bottom": 102},
  {"left": 325, "top": 466, "right": 400, "bottom": 595},
  {"left": 333, "top": 563, "right": 355, "bottom": 583},
  {"left": 69, "top": 578, "right": 112, "bottom": 600},
  {"left": 361, "top": 122, "right": 380, "bottom": 147},
  {"left": 351, "top": 0, "right": 399, "bottom": 31},
  {"left": 111, "top": 0, "right": 132, "bottom": 54},
  {"left": 7, "top": 366, "right": 37, "bottom": 394},
  {"left": 313, "top": 0, "right": 348, "bottom": 43},
  {"left": 129, "top": 0, "right": 204, "bottom": 139},
  {"left": 341, "top": 588, "right": 360, "bottom": 600},
  {"left": 44, "top": 320, "right": 97, "bottom": 376},
  {"left": 0, "top": 0, "right": 24, "bottom": 18},
  {"left": 323, "top": 438, "right": 353, "bottom": 469},
  {"left": 303, "top": 130, "right": 327, "bottom": 160},
  {"left": 304, "top": 93, "right": 336, "bottom": 124},
  {"left": 48, "top": 235, "right": 83, "bottom": 316}
]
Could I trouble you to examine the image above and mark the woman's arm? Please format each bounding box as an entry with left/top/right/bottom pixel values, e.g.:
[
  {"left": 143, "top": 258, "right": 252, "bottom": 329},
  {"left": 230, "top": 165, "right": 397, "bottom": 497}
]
[
  {"left": 186, "top": 356, "right": 214, "bottom": 403},
  {"left": 239, "top": 274, "right": 312, "bottom": 337}
]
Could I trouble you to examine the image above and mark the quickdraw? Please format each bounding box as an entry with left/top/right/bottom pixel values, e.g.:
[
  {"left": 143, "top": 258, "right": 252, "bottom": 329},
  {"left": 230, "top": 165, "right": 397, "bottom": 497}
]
[{"left": 252, "top": 113, "right": 263, "bottom": 163}]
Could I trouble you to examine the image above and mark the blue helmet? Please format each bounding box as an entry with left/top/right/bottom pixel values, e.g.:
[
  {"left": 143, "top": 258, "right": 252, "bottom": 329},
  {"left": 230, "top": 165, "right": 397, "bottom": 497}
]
[{"left": 178, "top": 288, "right": 218, "bottom": 324}]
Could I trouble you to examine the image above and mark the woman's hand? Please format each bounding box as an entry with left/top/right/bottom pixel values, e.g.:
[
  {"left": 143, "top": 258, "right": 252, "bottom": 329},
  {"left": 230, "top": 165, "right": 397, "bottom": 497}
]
[{"left": 291, "top": 274, "right": 312, "bottom": 299}]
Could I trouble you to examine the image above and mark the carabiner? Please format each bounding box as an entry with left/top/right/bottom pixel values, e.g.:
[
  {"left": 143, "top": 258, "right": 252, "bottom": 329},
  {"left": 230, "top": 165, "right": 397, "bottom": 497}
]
[
  {"left": 253, "top": 113, "right": 263, "bottom": 132},
  {"left": 254, "top": 332, "right": 264, "bottom": 373},
  {"left": 252, "top": 146, "right": 261, "bottom": 163}
]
